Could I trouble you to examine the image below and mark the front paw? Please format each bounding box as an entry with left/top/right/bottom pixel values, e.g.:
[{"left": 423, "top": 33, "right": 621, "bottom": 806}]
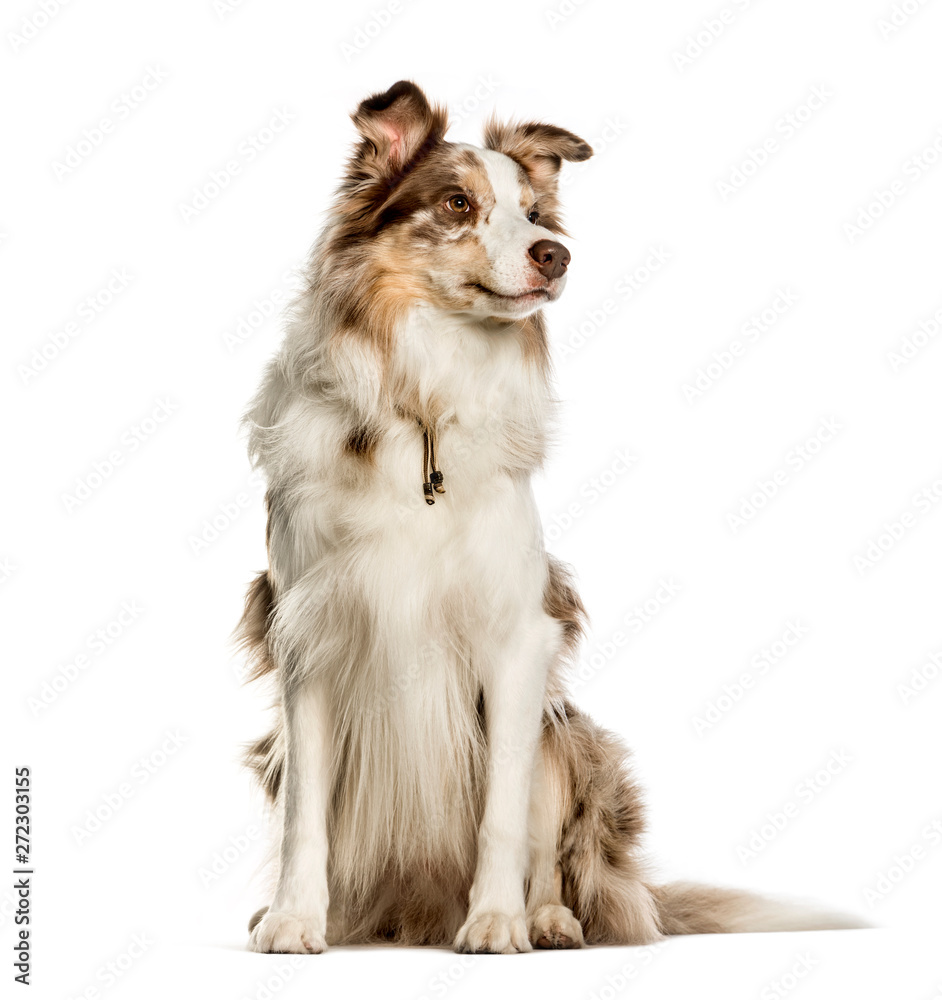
[
  {"left": 247, "top": 910, "right": 327, "bottom": 954},
  {"left": 455, "top": 911, "right": 532, "bottom": 954}
]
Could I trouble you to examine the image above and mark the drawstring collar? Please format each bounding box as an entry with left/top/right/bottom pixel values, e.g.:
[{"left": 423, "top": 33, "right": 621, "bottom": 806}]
[{"left": 421, "top": 422, "right": 446, "bottom": 505}]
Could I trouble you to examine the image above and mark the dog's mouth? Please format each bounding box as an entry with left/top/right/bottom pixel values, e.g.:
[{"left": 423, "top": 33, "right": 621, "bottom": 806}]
[{"left": 468, "top": 283, "right": 554, "bottom": 303}]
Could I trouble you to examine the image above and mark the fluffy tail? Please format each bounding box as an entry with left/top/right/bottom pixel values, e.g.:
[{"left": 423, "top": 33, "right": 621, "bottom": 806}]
[{"left": 651, "top": 881, "right": 869, "bottom": 935}]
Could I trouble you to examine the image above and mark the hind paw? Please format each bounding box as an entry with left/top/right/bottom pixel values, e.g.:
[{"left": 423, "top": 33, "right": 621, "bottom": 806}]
[{"left": 528, "top": 904, "right": 584, "bottom": 949}]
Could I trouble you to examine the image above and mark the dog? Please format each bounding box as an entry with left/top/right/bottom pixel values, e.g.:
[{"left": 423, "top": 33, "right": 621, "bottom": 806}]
[{"left": 238, "top": 80, "right": 860, "bottom": 954}]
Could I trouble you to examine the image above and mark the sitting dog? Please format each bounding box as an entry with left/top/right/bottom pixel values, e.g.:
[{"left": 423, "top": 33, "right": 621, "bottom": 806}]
[{"left": 239, "top": 81, "right": 857, "bottom": 953}]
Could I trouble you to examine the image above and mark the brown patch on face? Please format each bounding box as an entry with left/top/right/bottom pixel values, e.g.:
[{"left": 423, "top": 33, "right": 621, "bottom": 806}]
[
  {"left": 543, "top": 555, "right": 588, "bottom": 658},
  {"left": 326, "top": 141, "right": 510, "bottom": 367},
  {"left": 372, "top": 144, "right": 497, "bottom": 252},
  {"left": 324, "top": 138, "right": 503, "bottom": 373},
  {"left": 483, "top": 119, "right": 593, "bottom": 235}
]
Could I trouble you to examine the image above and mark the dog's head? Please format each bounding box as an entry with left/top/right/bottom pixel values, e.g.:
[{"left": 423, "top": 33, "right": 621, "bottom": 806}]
[{"left": 334, "top": 81, "right": 592, "bottom": 322}]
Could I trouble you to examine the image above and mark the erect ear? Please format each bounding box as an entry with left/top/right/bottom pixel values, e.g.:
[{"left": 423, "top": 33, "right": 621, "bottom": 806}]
[
  {"left": 483, "top": 119, "right": 592, "bottom": 193},
  {"left": 351, "top": 80, "right": 448, "bottom": 178}
]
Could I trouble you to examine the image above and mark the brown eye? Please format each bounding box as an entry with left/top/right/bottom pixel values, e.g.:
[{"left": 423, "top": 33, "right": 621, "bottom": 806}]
[
  {"left": 528, "top": 209, "right": 540, "bottom": 224},
  {"left": 446, "top": 194, "right": 470, "bottom": 213}
]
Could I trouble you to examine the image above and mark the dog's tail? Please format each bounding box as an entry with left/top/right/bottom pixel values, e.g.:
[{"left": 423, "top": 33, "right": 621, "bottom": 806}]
[{"left": 650, "top": 881, "right": 868, "bottom": 935}]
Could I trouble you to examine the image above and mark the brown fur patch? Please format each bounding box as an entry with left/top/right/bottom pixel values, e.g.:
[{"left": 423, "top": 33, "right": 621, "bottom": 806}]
[
  {"left": 518, "top": 310, "right": 551, "bottom": 378},
  {"left": 543, "top": 555, "right": 588, "bottom": 659},
  {"left": 242, "top": 726, "right": 283, "bottom": 802},
  {"left": 346, "top": 80, "right": 450, "bottom": 202},
  {"left": 345, "top": 424, "right": 379, "bottom": 462},
  {"left": 236, "top": 570, "right": 275, "bottom": 681},
  {"left": 236, "top": 570, "right": 284, "bottom": 800},
  {"left": 336, "top": 82, "right": 450, "bottom": 243},
  {"left": 542, "top": 705, "right": 660, "bottom": 945},
  {"left": 328, "top": 251, "right": 430, "bottom": 366}
]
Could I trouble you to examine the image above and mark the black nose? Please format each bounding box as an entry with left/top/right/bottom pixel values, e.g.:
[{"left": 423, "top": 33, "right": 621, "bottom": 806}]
[{"left": 528, "top": 239, "right": 570, "bottom": 281}]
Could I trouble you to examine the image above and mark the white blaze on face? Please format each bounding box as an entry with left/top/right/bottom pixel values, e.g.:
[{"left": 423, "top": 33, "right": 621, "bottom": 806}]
[{"left": 475, "top": 148, "right": 562, "bottom": 299}]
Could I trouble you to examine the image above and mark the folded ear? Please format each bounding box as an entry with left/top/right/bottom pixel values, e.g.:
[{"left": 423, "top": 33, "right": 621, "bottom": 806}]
[
  {"left": 483, "top": 119, "right": 592, "bottom": 192},
  {"left": 351, "top": 80, "right": 448, "bottom": 178}
]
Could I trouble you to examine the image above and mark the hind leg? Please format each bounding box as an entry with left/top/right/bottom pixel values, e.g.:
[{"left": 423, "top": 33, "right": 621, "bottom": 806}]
[
  {"left": 550, "top": 706, "right": 662, "bottom": 945},
  {"left": 526, "top": 745, "right": 584, "bottom": 949}
]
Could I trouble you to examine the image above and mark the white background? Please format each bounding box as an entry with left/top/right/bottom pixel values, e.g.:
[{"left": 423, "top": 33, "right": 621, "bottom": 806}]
[{"left": 3, "top": 0, "right": 941, "bottom": 997}]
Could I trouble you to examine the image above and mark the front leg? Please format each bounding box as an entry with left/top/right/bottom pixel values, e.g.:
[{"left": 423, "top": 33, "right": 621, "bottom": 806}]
[
  {"left": 455, "top": 612, "right": 561, "bottom": 954},
  {"left": 248, "top": 678, "right": 332, "bottom": 953}
]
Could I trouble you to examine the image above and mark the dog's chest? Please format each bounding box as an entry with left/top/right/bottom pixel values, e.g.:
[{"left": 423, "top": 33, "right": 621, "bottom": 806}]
[{"left": 393, "top": 308, "right": 550, "bottom": 484}]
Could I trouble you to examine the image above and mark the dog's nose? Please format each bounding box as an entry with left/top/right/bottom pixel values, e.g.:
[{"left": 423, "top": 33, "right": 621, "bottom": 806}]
[{"left": 528, "top": 239, "right": 570, "bottom": 281}]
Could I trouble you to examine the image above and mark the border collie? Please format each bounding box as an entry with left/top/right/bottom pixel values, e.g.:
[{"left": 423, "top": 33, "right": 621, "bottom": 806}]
[{"left": 239, "top": 80, "right": 860, "bottom": 953}]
